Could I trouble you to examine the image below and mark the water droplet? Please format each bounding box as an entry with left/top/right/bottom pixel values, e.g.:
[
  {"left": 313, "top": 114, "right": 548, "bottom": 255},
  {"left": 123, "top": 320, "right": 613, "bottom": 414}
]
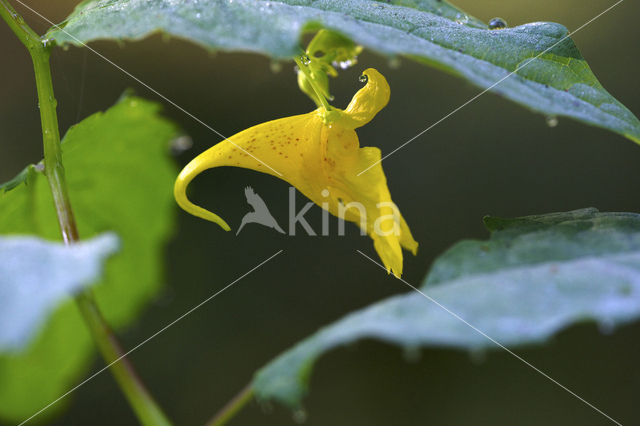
[
  {"left": 195, "top": 12, "right": 201, "bottom": 18},
  {"left": 469, "top": 348, "right": 487, "bottom": 364},
  {"left": 301, "top": 55, "right": 311, "bottom": 66},
  {"left": 488, "top": 17, "right": 508, "bottom": 30},
  {"left": 41, "top": 38, "right": 51, "bottom": 47},
  {"left": 455, "top": 13, "right": 469, "bottom": 25},
  {"left": 170, "top": 135, "right": 193, "bottom": 154},
  {"left": 292, "top": 408, "right": 307, "bottom": 424},
  {"left": 402, "top": 346, "right": 421, "bottom": 363},
  {"left": 598, "top": 319, "right": 615, "bottom": 335},
  {"left": 358, "top": 74, "right": 368, "bottom": 84},
  {"left": 545, "top": 115, "right": 559, "bottom": 128},
  {"left": 270, "top": 60, "right": 282, "bottom": 73},
  {"left": 321, "top": 189, "right": 330, "bottom": 197},
  {"left": 388, "top": 57, "right": 401, "bottom": 69},
  {"left": 332, "top": 59, "right": 356, "bottom": 70}
]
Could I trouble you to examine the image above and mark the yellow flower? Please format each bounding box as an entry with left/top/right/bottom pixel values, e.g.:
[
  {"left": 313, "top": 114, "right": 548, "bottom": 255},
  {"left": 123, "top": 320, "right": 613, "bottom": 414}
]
[{"left": 174, "top": 68, "right": 417, "bottom": 277}]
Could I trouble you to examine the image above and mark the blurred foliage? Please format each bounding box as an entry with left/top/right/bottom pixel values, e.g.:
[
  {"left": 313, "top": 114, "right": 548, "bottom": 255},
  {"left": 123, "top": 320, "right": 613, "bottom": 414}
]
[
  {"left": 254, "top": 208, "right": 640, "bottom": 407},
  {"left": 0, "top": 233, "right": 118, "bottom": 351},
  {"left": 0, "top": 95, "right": 177, "bottom": 422}
]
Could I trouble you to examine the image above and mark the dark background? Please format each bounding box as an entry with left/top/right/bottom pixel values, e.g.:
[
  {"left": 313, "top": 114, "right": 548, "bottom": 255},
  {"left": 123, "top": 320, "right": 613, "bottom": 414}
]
[{"left": 1, "top": 0, "right": 639, "bottom": 425}]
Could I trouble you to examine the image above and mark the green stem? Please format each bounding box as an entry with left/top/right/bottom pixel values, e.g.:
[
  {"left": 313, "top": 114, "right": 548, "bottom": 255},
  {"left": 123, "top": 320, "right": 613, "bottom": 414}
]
[
  {"left": 204, "top": 384, "right": 254, "bottom": 426},
  {"left": 75, "top": 292, "right": 173, "bottom": 426},
  {"left": 1, "top": 3, "right": 172, "bottom": 425},
  {"left": 294, "top": 55, "right": 332, "bottom": 111}
]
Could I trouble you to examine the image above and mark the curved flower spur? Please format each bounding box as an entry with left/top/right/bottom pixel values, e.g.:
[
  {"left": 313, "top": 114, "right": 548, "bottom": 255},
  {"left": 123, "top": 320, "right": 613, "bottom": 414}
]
[{"left": 174, "top": 63, "right": 417, "bottom": 277}]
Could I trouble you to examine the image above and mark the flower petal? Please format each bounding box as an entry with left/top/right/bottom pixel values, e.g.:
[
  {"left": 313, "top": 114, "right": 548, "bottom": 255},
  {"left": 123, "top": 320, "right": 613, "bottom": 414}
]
[
  {"left": 330, "top": 68, "right": 391, "bottom": 130},
  {"left": 174, "top": 111, "right": 325, "bottom": 229},
  {"left": 174, "top": 68, "right": 417, "bottom": 276},
  {"left": 311, "top": 125, "right": 418, "bottom": 277}
]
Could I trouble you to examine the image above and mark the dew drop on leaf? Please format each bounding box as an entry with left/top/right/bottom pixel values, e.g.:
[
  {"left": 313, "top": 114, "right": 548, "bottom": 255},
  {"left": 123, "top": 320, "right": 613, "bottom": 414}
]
[
  {"left": 598, "top": 318, "right": 615, "bottom": 335},
  {"left": 358, "top": 74, "right": 368, "bottom": 84},
  {"left": 488, "top": 17, "right": 508, "bottom": 30},
  {"left": 293, "top": 408, "right": 307, "bottom": 424},
  {"left": 270, "top": 60, "right": 282, "bottom": 73},
  {"left": 388, "top": 57, "right": 401, "bottom": 69},
  {"left": 333, "top": 59, "right": 356, "bottom": 69},
  {"left": 455, "top": 13, "right": 469, "bottom": 25},
  {"left": 402, "top": 346, "right": 421, "bottom": 363},
  {"left": 170, "top": 135, "right": 193, "bottom": 155},
  {"left": 469, "top": 348, "right": 487, "bottom": 364}
]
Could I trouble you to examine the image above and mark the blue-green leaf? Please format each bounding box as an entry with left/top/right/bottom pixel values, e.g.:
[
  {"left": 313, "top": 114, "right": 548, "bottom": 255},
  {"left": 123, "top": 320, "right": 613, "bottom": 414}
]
[
  {"left": 0, "top": 234, "right": 118, "bottom": 351},
  {"left": 47, "top": 0, "right": 640, "bottom": 143},
  {"left": 253, "top": 208, "right": 640, "bottom": 407}
]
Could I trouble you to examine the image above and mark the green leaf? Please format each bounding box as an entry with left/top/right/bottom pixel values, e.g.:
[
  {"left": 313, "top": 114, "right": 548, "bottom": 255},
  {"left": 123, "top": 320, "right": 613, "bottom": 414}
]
[
  {"left": 253, "top": 208, "right": 640, "bottom": 407},
  {"left": 0, "top": 234, "right": 118, "bottom": 351},
  {"left": 0, "top": 164, "right": 38, "bottom": 194},
  {"left": 47, "top": 0, "right": 640, "bottom": 143},
  {"left": 0, "top": 95, "right": 178, "bottom": 422}
]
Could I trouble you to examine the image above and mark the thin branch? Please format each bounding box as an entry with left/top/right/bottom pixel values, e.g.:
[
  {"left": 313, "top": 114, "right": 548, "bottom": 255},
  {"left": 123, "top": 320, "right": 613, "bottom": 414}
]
[{"left": 205, "top": 384, "right": 254, "bottom": 426}]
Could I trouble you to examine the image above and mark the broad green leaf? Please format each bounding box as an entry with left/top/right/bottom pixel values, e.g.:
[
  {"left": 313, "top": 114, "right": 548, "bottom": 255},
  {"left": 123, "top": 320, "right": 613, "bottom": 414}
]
[
  {"left": 0, "top": 95, "right": 178, "bottom": 422},
  {"left": 253, "top": 208, "right": 640, "bottom": 407},
  {"left": 0, "top": 234, "right": 118, "bottom": 351},
  {"left": 47, "top": 0, "right": 640, "bottom": 143}
]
